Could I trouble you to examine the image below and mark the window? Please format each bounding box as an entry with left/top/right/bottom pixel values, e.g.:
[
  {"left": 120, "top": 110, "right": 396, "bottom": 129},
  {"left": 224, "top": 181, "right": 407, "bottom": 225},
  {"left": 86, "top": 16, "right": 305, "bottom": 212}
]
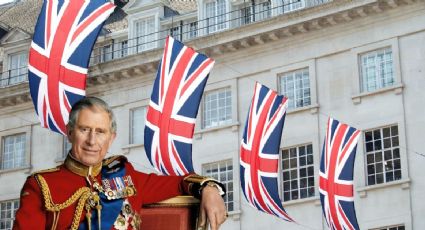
[
  {"left": 240, "top": 1, "right": 271, "bottom": 25},
  {"left": 130, "top": 107, "right": 146, "bottom": 145},
  {"left": 240, "top": 6, "right": 252, "bottom": 25},
  {"left": 371, "top": 225, "right": 405, "bottom": 230},
  {"left": 257, "top": 1, "right": 271, "bottom": 20},
  {"left": 282, "top": 0, "right": 305, "bottom": 13},
  {"left": 0, "top": 200, "right": 19, "bottom": 230},
  {"left": 101, "top": 44, "right": 112, "bottom": 62},
  {"left": 135, "top": 17, "right": 156, "bottom": 52},
  {"left": 169, "top": 26, "right": 181, "bottom": 39},
  {"left": 281, "top": 144, "right": 314, "bottom": 201},
  {"left": 1, "top": 133, "right": 26, "bottom": 170},
  {"left": 202, "top": 160, "right": 233, "bottom": 211},
  {"left": 360, "top": 48, "right": 394, "bottom": 92},
  {"left": 365, "top": 125, "right": 401, "bottom": 186},
  {"left": 187, "top": 21, "right": 198, "bottom": 39},
  {"left": 205, "top": 0, "right": 227, "bottom": 33},
  {"left": 279, "top": 68, "right": 311, "bottom": 109},
  {"left": 114, "top": 40, "right": 128, "bottom": 59},
  {"left": 6, "top": 52, "right": 28, "bottom": 85},
  {"left": 100, "top": 40, "right": 128, "bottom": 62},
  {"left": 202, "top": 88, "right": 232, "bottom": 129}
]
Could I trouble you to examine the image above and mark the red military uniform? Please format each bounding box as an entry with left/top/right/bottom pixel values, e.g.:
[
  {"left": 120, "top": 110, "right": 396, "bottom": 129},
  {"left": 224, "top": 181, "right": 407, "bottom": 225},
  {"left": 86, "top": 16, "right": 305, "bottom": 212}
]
[{"left": 13, "top": 155, "right": 214, "bottom": 230}]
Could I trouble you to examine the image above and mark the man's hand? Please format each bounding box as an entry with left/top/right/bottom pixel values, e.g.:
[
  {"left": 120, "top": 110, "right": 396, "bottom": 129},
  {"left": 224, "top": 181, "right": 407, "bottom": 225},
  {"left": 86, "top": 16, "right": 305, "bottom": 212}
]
[{"left": 199, "top": 185, "right": 227, "bottom": 230}]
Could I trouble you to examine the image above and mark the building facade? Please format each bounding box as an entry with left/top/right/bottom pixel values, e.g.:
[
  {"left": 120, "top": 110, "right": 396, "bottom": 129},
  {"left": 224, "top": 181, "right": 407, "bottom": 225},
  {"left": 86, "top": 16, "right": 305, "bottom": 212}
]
[{"left": 0, "top": 0, "right": 425, "bottom": 229}]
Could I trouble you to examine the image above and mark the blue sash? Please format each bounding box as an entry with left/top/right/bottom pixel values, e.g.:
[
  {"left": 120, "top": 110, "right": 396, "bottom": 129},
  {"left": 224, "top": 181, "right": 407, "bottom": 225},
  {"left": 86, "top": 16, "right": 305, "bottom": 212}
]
[{"left": 78, "top": 166, "right": 126, "bottom": 230}]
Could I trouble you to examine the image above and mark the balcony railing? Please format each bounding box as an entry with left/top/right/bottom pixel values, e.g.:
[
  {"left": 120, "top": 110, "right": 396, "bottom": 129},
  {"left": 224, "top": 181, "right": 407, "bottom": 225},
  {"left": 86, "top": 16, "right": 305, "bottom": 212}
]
[
  {"left": 0, "top": 66, "right": 28, "bottom": 88},
  {"left": 0, "top": 1, "right": 331, "bottom": 89},
  {"left": 91, "top": 0, "right": 331, "bottom": 65}
]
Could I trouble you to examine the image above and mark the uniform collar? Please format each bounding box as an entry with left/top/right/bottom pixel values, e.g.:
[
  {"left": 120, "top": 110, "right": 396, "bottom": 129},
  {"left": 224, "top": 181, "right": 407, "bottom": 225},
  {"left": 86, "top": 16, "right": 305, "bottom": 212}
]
[{"left": 64, "top": 153, "right": 102, "bottom": 177}]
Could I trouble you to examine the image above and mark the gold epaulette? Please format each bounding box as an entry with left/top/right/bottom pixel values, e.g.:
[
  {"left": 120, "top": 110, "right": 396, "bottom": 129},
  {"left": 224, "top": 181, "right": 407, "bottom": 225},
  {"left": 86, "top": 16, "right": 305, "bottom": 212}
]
[
  {"left": 103, "top": 155, "right": 127, "bottom": 167},
  {"left": 31, "top": 167, "right": 60, "bottom": 176},
  {"left": 34, "top": 174, "right": 91, "bottom": 230}
]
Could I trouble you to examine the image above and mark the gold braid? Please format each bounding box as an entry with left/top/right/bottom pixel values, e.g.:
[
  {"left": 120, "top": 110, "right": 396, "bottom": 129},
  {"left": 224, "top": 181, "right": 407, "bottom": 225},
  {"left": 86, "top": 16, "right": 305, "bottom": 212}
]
[{"left": 35, "top": 174, "right": 91, "bottom": 230}]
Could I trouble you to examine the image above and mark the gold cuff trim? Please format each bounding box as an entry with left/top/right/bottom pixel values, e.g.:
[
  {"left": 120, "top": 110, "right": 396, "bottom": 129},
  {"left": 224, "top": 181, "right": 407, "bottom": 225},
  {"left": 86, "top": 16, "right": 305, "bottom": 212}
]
[{"left": 183, "top": 174, "right": 214, "bottom": 185}]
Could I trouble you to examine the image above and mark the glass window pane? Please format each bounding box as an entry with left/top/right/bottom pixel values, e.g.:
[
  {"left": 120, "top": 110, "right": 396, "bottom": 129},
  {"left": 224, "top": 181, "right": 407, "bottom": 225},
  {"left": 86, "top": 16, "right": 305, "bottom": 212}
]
[
  {"left": 279, "top": 68, "right": 310, "bottom": 109},
  {"left": 281, "top": 144, "right": 314, "bottom": 201},
  {"left": 202, "top": 88, "right": 231, "bottom": 128},
  {"left": 360, "top": 48, "right": 394, "bottom": 92},
  {"left": 2, "top": 134, "right": 26, "bottom": 170},
  {"left": 130, "top": 107, "right": 146, "bottom": 144}
]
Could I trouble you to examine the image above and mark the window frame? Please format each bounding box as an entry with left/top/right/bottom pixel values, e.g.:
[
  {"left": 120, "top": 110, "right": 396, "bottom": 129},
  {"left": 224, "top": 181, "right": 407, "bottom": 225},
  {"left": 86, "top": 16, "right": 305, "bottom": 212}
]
[
  {"left": 359, "top": 47, "right": 394, "bottom": 93},
  {"left": 113, "top": 40, "right": 128, "bottom": 59},
  {"left": 364, "top": 125, "right": 402, "bottom": 186},
  {"left": 273, "top": 59, "right": 318, "bottom": 114},
  {"left": 101, "top": 44, "right": 113, "bottom": 62},
  {"left": 187, "top": 21, "right": 198, "bottom": 40},
  {"left": 351, "top": 38, "right": 403, "bottom": 104},
  {"left": 134, "top": 16, "right": 157, "bottom": 52},
  {"left": 129, "top": 10, "right": 159, "bottom": 55},
  {"left": 1, "top": 133, "right": 27, "bottom": 171},
  {"left": 0, "top": 127, "right": 31, "bottom": 173},
  {"left": 2, "top": 51, "right": 28, "bottom": 87},
  {"left": 370, "top": 224, "right": 405, "bottom": 230},
  {"left": 278, "top": 67, "right": 311, "bottom": 110},
  {"left": 0, "top": 199, "right": 20, "bottom": 230},
  {"left": 201, "top": 87, "right": 233, "bottom": 129},
  {"left": 199, "top": 0, "right": 229, "bottom": 35},
  {"left": 129, "top": 106, "right": 147, "bottom": 145},
  {"left": 281, "top": 143, "right": 315, "bottom": 202},
  {"left": 271, "top": 0, "right": 305, "bottom": 16}
]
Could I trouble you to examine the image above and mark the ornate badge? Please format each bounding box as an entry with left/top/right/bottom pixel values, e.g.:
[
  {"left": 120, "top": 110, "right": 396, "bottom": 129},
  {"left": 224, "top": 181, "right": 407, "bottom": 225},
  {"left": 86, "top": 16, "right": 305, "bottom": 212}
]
[{"left": 102, "top": 175, "right": 137, "bottom": 200}]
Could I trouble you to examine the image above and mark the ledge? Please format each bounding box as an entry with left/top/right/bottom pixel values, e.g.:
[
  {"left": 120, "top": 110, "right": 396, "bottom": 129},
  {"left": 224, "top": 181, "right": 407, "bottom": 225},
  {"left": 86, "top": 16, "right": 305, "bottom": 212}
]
[
  {"left": 286, "top": 104, "right": 319, "bottom": 115},
  {"left": 282, "top": 195, "right": 321, "bottom": 207},
  {"left": 351, "top": 83, "right": 404, "bottom": 104},
  {"left": 194, "top": 122, "right": 240, "bottom": 139},
  {"left": 228, "top": 210, "right": 242, "bottom": 221},
  {"left": 356, "top": 178, "right": 411, "bottom": 198},
  {"left": 0, "top": 166, "right": 31, "bottom": 175},
  {"left": 121, "top": 143, "right": 145, "bottom": 150}
]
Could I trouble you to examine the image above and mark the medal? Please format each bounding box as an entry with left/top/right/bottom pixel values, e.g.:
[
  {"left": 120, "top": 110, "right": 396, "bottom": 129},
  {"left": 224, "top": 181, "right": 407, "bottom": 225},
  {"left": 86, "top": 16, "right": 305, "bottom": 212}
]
[{"left": 102, "top": 175, "right": 137, "bottom": 200}]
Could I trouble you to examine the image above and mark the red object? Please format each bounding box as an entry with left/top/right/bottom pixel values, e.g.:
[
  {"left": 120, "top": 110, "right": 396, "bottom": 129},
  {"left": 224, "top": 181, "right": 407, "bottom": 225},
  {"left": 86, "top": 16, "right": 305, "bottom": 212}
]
[
  {"left": 140, "top": 196, "right": 202, "bottom": 230},
  {"left": 13, "top": 158, "right": 190, "bottom": 229}
]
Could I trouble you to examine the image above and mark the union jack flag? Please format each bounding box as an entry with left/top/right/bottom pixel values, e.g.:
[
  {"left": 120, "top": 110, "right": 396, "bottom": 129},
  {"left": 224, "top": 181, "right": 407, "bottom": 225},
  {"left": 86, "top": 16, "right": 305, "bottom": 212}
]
[
  {"left": 319, "top": 118, "right": 361, "bottom": 230},
  {"left": 144, "top": 36, "right": 215, "bottom": 176},
  {"left": 240, "top": 82, "right": 293, "bottom": 221},
  {"left": 28, "top": 0, "right": 115, "bottom": 134}
]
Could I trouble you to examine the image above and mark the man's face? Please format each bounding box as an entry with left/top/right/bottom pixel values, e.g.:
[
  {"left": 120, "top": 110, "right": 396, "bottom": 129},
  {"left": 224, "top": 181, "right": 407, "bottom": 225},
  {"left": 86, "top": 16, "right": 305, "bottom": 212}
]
[{"left": 67, "top": 107, "right": 116, "bottom": 166}]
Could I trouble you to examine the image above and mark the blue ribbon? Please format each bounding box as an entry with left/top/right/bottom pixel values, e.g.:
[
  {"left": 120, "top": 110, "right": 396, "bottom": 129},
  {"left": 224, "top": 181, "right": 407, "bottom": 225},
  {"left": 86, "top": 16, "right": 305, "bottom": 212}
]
[{"left": 78, "top": 165, "right": 126, "bottom": 230}]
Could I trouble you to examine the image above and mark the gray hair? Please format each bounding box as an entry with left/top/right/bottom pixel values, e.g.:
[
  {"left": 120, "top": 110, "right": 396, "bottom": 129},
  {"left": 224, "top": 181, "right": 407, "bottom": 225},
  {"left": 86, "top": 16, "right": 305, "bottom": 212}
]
[{"left": 67, "top": 97, "right": 117, "bottom": 133}]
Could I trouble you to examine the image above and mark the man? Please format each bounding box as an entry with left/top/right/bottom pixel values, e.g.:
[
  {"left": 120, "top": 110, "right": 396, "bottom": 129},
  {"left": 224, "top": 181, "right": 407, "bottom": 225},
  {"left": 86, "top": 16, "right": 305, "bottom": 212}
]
[{"left": 13, "top": 97, "right": 227, "bottom": 230}]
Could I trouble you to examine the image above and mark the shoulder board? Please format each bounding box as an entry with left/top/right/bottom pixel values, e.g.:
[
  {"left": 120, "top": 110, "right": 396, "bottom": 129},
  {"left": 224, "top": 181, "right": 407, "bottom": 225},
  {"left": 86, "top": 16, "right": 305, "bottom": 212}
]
[
  {"left": 103, "top": 155, "right": 128, "bottom": 168},
  {"left": 31, "top": 167, "right": 60, "bottom": 176}
]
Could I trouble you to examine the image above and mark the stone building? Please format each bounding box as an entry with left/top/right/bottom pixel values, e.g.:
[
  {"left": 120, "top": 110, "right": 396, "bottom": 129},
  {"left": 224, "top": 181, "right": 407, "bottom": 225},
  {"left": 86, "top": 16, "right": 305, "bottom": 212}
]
[{"left": 0, "top": 0, "right": 424, "bottom": 229}]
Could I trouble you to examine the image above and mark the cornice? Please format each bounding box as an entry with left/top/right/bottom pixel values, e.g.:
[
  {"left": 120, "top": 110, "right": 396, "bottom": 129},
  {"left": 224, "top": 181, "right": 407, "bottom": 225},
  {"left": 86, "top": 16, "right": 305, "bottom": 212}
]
[
  {"left": 86, "top": 0, "right": 420, "bottom": 83},
  {"left": 0, "top": 0, "right": 422, "bottom": 108}
]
